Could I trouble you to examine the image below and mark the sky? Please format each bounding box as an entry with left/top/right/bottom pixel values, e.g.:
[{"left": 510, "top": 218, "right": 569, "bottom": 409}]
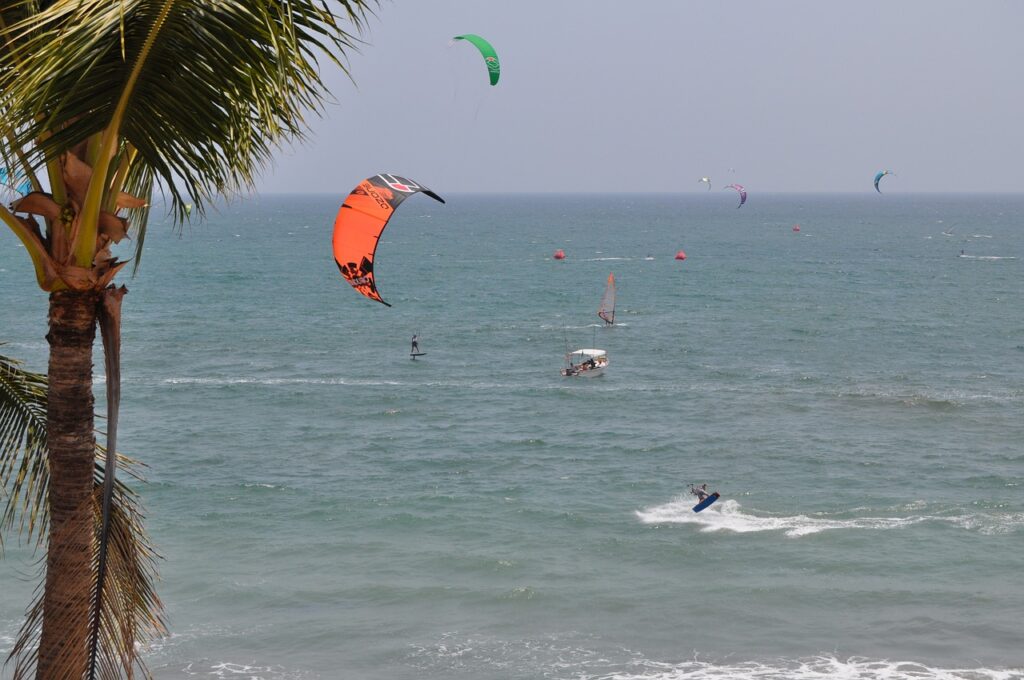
[{"left": 256, "top": 1, "right": 1024, "bottom": 194}]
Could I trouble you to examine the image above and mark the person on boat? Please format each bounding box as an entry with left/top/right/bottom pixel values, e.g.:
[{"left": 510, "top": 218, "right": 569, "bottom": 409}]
[
  {"left": 411, "top": 334, "right": 419, "bottom": 354},
  {"left": 690, "top": 483, "right": 709, "bottom": 502}
]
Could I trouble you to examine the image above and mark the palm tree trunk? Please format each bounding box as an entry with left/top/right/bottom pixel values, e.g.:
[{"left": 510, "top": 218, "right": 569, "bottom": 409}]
[{"left": 38, "top": 289, "right": 99, "bottom": 680}]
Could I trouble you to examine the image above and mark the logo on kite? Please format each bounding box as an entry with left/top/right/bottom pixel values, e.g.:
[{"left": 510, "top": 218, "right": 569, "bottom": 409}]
[
  {"left": 332, "top": 174, "right": 445, "bottom": 307},
  {"left": 377, "top": 174, "right": 421, "bottom": 193}
]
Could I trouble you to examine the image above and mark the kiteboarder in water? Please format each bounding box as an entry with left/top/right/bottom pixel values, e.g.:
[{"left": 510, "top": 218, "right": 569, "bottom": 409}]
[
  {"left": 690, "top": 483, "right": 709, "bottom": 502},
  {"left": 411, "top": 334, "right": 420, "bottom": 354}
]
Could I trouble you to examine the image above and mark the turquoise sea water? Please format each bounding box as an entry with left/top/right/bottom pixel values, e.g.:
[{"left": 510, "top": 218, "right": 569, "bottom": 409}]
[{"left": 1, "top": 193, "right": 1022, "bottom": 679}]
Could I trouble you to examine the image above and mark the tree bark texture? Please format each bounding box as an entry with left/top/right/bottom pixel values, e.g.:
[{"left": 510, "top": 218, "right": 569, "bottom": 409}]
[{"left": 38, "top": 289, "right": 99, "bottom": 680}]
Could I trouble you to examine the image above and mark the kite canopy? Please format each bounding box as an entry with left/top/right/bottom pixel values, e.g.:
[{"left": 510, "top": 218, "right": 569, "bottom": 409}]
[
  {"left": 453, "top": 34, "right": 500, "bottom": 86},
  {"left": 699, "top": 177, "right": 711, "bottom": 190},
  {"left": 874, "top": 170, "right": 893, "bottom": 193},
  {"left": 725, "top": 183, "right": 747, "bottom": 208},
  {"left": 0, "top": 167, "right": 31, "bottom": 194},
  {"left": 332, "top": 174, "right": 445, "bottom": 306}
]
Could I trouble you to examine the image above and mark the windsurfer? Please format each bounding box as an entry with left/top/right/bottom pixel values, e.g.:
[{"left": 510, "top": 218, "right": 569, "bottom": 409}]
[{"left": 690, "top": 483, "right": 709, "bottom": 502}]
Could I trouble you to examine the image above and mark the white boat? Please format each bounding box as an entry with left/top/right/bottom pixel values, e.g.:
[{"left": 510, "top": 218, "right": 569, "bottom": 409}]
[
  {"left": 597, "top": 273, "right": 616, "bottom": 325},
  {"left": 561, "top": 348, "right": 608, "bottom": 377}
]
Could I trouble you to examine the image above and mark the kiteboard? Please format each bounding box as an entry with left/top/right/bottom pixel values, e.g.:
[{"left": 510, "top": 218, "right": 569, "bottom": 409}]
[
  {"left": 410, "top": 352, "right": 427, "bottom": 360},
  {"left": 692, "top": 492, "right": 720, "bottom": 513}
]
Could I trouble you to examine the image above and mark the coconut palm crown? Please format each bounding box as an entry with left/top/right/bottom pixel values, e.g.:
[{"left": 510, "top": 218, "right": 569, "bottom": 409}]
[{"left": 0, "top": 1, "right": 373, "bottom": 678}]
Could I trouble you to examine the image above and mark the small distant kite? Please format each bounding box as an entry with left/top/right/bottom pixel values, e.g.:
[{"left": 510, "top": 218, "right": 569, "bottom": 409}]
[
  {"left": 725, "top": 183, "right": 747, "bottom": 208},
  {"left": 332, "top": 173, "right": 445, "bottom": 306},
  {"left": 452, "top": 34, "right": 500, "bottom": 86},
  {"left": 0, "top": 167, "right": 32, "bottom": 194},
  {"left": 699, "top": 177, "right": 711, "bottom": 190},
  {"left": 874, "top": 170, "right": 894, "bottom": 193}
]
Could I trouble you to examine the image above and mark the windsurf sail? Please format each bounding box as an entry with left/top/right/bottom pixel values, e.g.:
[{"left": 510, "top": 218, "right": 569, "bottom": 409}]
[
  {"left": 332, "top": 173, "right": 445, "bottom": 306},
  {"left": 597, "top": 273, "right": 616, "bottom": 325}
]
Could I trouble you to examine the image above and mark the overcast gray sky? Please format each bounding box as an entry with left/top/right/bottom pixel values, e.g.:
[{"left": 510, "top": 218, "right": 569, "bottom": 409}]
[{"left": 256, "top": 1, "right": 1024, "bottom": 194}]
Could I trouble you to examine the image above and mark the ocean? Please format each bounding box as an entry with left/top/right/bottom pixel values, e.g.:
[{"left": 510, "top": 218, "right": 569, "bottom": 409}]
[{"left": 1, "top": 193, "right": 1022, "bottom": 679}]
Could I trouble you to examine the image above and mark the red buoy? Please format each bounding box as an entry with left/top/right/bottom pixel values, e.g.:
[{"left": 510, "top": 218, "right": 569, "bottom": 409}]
[
  {"left": 553, "top": 249, "right": 566, "bottom": 260},
  {"left": 792, "top": 224, "right": 801, "bottom": 232},
  {"left": 674, "top": 250, "right": 687, "bottom": 261}
]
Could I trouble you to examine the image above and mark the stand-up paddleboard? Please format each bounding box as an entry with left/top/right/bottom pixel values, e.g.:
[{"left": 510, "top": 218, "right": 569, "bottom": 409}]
[
  {"left": 692, "top": 492, "right": 720, "bottom": 513},
  {"left": 410, "top": 352, "right": 427, "bottom": 360}
]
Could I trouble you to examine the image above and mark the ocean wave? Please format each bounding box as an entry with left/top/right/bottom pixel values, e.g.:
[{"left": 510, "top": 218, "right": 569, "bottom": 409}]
[
  {"left": 586, "top": 655, "right": 1023, "bottom": 680},
  {"left": 179, "top": 661, "right": 313, "bottom": 679},
  {"left": 162, "top": 376, "right": 404, "bottom": 387},
  {"left": 836, "top": 386, "right": 1022, "bottom": 408},
  {"left": 408, "top": 635, "right": 1022, "bottom": 680},
  {"left": 0, "top": 627, "right": 15, "bottom": 657},
  {"left": 635, "top": 498, "right": 1024, "bottom": 538}
]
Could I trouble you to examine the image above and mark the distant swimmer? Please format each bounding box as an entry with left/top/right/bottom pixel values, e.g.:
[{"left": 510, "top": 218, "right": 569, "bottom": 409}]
[{"left": 689, "top": 483, "right": 709, "bottom": 502}]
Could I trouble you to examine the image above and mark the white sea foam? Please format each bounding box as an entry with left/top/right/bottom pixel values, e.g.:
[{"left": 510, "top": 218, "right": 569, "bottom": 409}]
[
  {"left": 180, "top": 661, "right": 312, "bottom": 679},
  {"left": 409, "top": 635, "right": 1022, "bottom": 680},
  {"left": 636, "top": 498, "right": 1024, "bottom": 538},
  {"left": 588, "top": 655, "right": 1024, "bottom": 680},
  {"left": 162, "top": 376, "right": 404, "bottom": 387}
]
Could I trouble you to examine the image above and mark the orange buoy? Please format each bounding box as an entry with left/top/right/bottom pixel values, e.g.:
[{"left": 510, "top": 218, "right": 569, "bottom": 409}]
[
  {"left": 792, "top": 224, "right": 801, "bottom": 232},
  {"left": 674, "top": 250, "right": 687, "bottom": 261},
  {"left": 553, "top": 249, "right": 566, "bottom": 260}
]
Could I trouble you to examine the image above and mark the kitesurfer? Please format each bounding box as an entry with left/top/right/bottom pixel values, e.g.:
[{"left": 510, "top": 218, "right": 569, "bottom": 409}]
[
  {"left": 411, "top": 334, "right": 419, "bottom": 354},
  {"left": 690, "top": 483, "right": 709, "bottom": 502}
]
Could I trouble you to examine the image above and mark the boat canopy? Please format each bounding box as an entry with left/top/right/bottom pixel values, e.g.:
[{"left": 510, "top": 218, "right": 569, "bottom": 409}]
[{"left": 567, "top": 349, "right": 607, "bottom": 359}]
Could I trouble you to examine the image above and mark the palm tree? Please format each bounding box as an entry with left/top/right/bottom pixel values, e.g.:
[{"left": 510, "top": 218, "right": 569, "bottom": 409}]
[{"left": 0, "top": 2, "right": 373, "bottom": 677}]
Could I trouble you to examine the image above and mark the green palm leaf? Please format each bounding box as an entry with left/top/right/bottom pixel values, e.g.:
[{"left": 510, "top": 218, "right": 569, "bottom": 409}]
[
  {"left": 8, "top": 454, "right": 166, "bottom": 680},
  {"left": 0, "top": 350, "right": 49, "bottom": 546},
  {"left": 2, "top": 0, "right": 373, "bottom": 264},
  {"left": 1, "top": 348, "right": 166, "bottom": 679}
]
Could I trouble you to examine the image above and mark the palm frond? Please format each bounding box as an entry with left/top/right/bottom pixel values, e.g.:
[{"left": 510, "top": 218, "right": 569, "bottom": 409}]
[
  {"left": 1, "top": 0, "right": 375, "bottom": 252},
  {"left": 8, "top": 467, "right": 165, "bottom": 680},
  {"left": 1, "top": 347, "right": 164, "bottom": 678},
  {"left": 0, "top": 350, "right": 49, "bottom": 547}
]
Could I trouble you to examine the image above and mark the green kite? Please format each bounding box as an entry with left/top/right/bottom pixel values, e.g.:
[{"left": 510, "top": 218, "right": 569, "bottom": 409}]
[{"left": 453, "top": 34, "right": 500, "bottom": 86}]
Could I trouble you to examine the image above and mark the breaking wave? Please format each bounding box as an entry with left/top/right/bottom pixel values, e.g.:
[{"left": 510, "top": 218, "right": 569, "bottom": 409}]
[
  {"left": 407, "top": 634, "right": 1022, "bottom": 680},
  {"left": 636, "top": 498, "right": 1024, "bottom": 538}
]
